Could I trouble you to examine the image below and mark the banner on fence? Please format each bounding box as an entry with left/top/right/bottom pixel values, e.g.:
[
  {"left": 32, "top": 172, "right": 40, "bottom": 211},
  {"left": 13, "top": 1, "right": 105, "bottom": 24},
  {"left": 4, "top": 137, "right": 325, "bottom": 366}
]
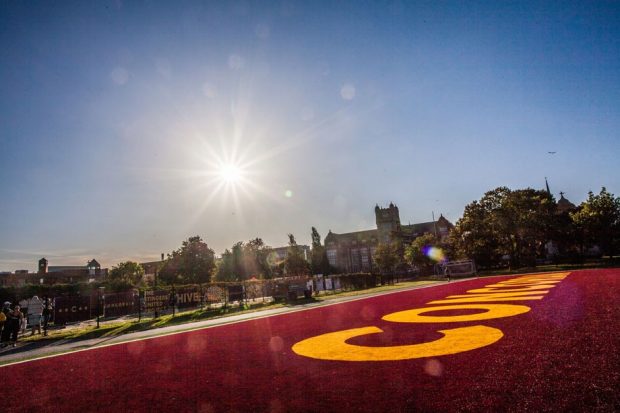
[
  {"left": 104, "top": 291, "right": 136, "bottom": 318},
  {"left": 144, "top": 290, "right": 169, "bottom": 312},
  {"left": 244, "top": 282, "right": 263, "bottom": 300},
  {"left": 54, "top": 296, "right": 92, "bottom": 324},
  {"left": 205, "top": 286, "right": 225, "bottom": 304},
  {"left": 175, "top": 288, "right": 202, "bottom": 308},
  {"left": 228, "top": 285, "right": 244, "bottom": 302},
  {"left": 314, "top": 276, "right": 324, "bottom": 292},
  {"left": 262, "top": 282, "right": 277, "bottom": 298},
  {"left": 333, "top": 277, "right": 341, "bottom": 290}
]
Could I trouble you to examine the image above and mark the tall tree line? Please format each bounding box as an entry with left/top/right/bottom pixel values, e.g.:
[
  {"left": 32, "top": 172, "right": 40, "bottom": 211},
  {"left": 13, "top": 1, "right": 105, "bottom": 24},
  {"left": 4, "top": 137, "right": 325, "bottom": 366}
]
[
  {"left": 448, "top": 187, "right": 620, "bottom": 268},
  {"left": 107, "top": 186, "right": 620, "bottom": 288}
]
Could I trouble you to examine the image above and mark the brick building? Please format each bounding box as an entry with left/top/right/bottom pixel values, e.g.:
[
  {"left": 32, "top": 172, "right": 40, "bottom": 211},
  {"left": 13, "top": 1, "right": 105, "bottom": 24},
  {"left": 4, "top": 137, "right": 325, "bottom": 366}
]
[{"left": 34, "top": 257, "right": 108, "bottom": 284}]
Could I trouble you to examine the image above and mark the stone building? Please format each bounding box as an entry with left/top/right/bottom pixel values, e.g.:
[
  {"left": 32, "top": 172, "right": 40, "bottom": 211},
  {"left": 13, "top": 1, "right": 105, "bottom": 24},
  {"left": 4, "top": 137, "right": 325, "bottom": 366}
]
[
  {"left": 0, "top": 271, "right": 28, "bottom": 288},
  {"left": 141, "top": 254, "right": 166, "bottom": 285},
  {"left": 324, "top": 203, "right": 453, "bottom": 273},
  {"left": 34, "top": 257, "right": 108, "bottom": 284},
  {"left": 269, "top": 245, "right": 311, "bottom": 262}
]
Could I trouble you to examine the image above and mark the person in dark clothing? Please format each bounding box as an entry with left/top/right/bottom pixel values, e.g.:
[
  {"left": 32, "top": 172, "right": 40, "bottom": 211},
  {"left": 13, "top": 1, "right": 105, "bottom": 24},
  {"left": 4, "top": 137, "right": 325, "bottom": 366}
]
[
  {"left": 0, "top": 302, "right": 11, "bottom": 348},
  {"left": 42, "top": 296, "right": 53, "bottom": 336},
  {"left": 0, "top": 303, "right": 7, "bottom": 345},
  {"left": 6, "top": 305, "right": 24, "bottom": 347}
]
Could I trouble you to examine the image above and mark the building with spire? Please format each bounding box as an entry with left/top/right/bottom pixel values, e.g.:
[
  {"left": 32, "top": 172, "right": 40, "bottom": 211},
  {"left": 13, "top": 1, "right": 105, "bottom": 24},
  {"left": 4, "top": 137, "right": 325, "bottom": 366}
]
[
  {"left": 544, "top": 179, "right": 577, "bottom": 214},
  {"left": 556, "top": 192, "right": 577, "bottom": 214},
  {"left": 543, "top": 181, "right": 579, "bottom": 258}
]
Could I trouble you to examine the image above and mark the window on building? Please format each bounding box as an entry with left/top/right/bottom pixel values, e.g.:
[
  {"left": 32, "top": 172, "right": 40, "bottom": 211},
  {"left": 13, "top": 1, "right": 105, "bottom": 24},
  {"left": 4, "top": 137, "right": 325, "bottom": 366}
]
[
  {"left": 361, "top": 248, "right": 369, "bottom": 270},
  {"left": 350, "top": 249, "right": 360, "bottom": 272},
  {"left": 326, "top": 249, "right": 337, "bottom": 266}
]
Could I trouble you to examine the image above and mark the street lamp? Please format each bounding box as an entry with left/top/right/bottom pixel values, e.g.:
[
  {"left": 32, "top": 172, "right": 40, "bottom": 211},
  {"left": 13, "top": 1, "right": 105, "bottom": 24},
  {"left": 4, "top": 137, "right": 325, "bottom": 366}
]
[
  {"left": 170, "top": 284, "right": 176, "bottom": 317},
  {"left": 96, "top": 286, "right": 105, "bottom": 328},
  {"left": 134, "top": 290, "right": 142, "bottom": 322}
]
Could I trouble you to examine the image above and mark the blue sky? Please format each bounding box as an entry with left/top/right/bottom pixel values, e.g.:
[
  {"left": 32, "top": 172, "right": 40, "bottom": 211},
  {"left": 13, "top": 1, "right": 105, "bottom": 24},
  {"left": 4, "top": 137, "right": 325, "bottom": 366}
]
[{"left": 1, "top": 1, "right": 619, "bottom": 271}]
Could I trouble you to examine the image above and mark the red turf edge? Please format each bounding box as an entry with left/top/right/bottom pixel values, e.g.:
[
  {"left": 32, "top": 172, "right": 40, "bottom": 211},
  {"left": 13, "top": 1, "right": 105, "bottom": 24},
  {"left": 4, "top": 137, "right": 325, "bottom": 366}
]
[{"left": 6, "top": 269, "right": 620, "bottom": 413}]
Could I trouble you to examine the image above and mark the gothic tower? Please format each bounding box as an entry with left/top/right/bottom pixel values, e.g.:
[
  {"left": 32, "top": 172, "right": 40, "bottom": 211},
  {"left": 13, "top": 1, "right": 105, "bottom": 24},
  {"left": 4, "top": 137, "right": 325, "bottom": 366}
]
[
  {"left": 375, "top": 203, "right": 401, "bottom": 243},
  {"left": 38, "top": 257, "right": 48, "bottom": 274}
]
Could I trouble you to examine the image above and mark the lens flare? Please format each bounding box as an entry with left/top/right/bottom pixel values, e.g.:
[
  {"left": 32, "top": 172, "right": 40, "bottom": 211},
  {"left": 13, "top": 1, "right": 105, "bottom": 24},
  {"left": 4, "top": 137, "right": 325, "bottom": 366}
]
[
  {"left": 266, "top": 251, "right": 281, "bottom": 267},
  {"left": 424, "top": 246, "right": 446, "bottom": 263}
]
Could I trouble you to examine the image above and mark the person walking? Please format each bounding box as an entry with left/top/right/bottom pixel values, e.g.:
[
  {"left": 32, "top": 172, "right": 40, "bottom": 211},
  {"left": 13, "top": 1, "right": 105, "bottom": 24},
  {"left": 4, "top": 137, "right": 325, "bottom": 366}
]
[
  {"left": 18, "top": 298, "right": 28, "bottom": 334},
  {"left": 0, "top": 302, "right": 11, "bottom": 348}
]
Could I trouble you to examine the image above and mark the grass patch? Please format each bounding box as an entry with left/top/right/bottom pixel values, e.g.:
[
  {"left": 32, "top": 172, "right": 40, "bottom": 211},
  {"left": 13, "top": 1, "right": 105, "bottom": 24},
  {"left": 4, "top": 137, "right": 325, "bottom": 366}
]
[{"left": 20, "top": 301, "right": 284, "bottom": 343}]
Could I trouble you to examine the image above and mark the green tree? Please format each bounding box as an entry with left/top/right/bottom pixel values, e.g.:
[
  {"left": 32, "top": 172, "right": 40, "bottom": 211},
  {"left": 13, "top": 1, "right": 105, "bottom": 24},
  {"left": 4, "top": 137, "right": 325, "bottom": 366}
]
[
  {"left": 216, "top": 238, "right": 274, "bottom": 281},
  {"left": 503, "top": 188, "right": 556, "bottom": 266},
  {"left": 449, "top": 200, "right": 499, "bottom": 267},
  {"left": 549, "top": 207, "right": 581, "bottom": 261},
  {"left": 404, "top": 233, "right": 439, "bottom": 271},
  {"left": 284, "top": 234, "right": 309, "bottom": 277},
  {"left": 159, "top": 236, "right": 216, "bottom": 284},
  {"left": 571, "top": 187, "right": 620, "bottom": 257},
  {"left": 244, "top": 238, "right": 273, "bottom": 279},
  {"left": 373, "top": 242, "right": 399, "bottom": 274},
  {"left": 231, "top": 241, "right": 246, "bottom": 280},
  {"left": 108, "top": 261, "right": 144, "bottom": 286},
  {"left": 216, "top": 249, "right": 235, "bottom": 281},
  {"left": 310, "top": 227, "right": 331, "bottom": 275},
  {"left": 449, "top": 187, "right": 555, "bottom": 268}
]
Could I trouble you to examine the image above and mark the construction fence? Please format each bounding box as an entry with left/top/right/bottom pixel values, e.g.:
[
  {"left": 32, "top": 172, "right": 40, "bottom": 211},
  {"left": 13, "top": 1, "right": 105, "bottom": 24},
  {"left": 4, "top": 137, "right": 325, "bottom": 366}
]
[{"left": 20, "top": 272, "right": 408, "bottom": 326}]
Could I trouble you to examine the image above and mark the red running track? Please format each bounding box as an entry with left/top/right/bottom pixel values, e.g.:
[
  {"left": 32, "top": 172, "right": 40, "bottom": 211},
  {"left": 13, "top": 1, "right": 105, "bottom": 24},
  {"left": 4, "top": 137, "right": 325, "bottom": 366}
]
[{"left": 6, "top": 269, "right": 620, "bottom": 412}]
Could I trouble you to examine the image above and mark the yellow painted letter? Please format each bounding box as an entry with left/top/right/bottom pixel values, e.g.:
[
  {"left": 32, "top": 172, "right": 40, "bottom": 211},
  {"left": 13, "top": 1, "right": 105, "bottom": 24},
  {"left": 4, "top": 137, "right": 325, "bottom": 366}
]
[
  {"left": 292, "top": 325, "right": 504, "bottom": 361},
  {"left": 382, "top": 303, "right": 531, "bottom": 323}
]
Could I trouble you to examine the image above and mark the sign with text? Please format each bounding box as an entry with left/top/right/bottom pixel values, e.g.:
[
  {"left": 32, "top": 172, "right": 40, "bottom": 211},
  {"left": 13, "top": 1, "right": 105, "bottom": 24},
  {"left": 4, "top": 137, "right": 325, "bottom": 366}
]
[
  {"left": 104, "top": 291, "right": 136, "bottom": 318},
  {"left": 175, "top": 288, "right": 202, "bottom": 309},
  {"left": 144, "top": 290, "right": 169, "bottom": 312},
  {"left": 54, "top": 296, "right": 92, "bottom": 324}
]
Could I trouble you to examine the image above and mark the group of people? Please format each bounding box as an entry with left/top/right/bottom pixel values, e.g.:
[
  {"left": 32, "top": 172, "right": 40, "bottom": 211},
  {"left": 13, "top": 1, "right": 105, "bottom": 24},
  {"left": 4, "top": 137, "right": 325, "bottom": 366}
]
[{"left": 0, "top": 295, "right": 53, "bottom": 348}]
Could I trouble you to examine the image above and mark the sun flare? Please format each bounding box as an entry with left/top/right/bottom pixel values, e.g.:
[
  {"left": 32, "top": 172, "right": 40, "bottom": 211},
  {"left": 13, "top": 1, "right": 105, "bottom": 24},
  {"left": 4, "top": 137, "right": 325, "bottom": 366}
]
[{"left": 218, "top": 162, "right": 243, "bottom": 184}]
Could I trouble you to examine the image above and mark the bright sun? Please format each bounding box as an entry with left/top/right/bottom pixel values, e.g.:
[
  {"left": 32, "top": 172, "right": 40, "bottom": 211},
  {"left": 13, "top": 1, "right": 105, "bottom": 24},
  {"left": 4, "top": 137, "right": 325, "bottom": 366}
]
[{"left": 218, "top": 163, "right": 243, "bottom": 184}]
